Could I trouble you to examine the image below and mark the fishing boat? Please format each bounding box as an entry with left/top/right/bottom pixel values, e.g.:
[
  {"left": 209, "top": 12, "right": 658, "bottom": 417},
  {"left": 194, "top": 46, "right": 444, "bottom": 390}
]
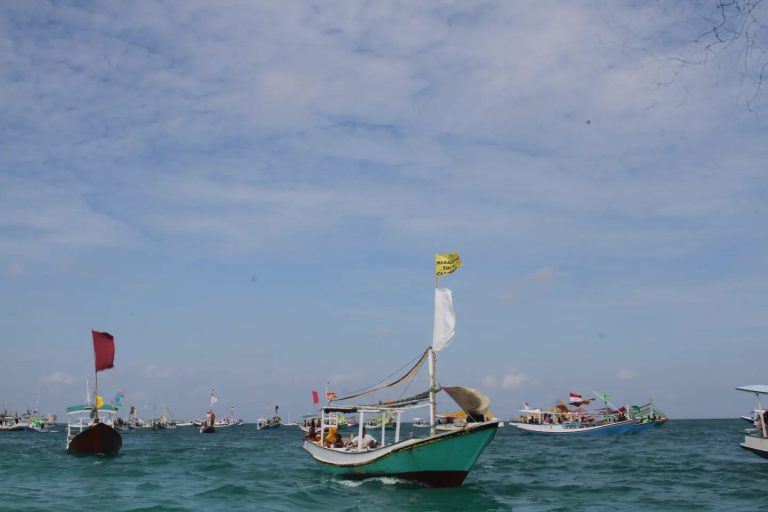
[
  {"left": 628, "top": 401, "right": 669, "bottom": 432},
  {"left": 365, "top": 412, "right": 394, "bottom": 430},
  {"left": 300, "top": 415, "right": 321, "bottom": 433},
  {"left": 200, "top": 388, "right": 218, "bottom": 433},
  {"left": 303, "top": 253, "right": 500, "bottom": 487},
  {"left": 0, "top": 413, "right": 26, "bottom": 432},
  {"left": 25, "top": 414, "right": 58, "bottom": 433},
  {"left": 510, "top": 393, "right": 636, "bottom": 435},
  {"left": 66, "top": 331, "right": 122, "bottom": 455},
  {"left": 256, "top": 405, "right": 280, "bottom": 430},
  {"left": 412, "top": 417, "right": 431, "bottom": 428},
  {"left": 200, "top": 411, "right": 216, "bottom": 433},
  {"left": 737, "top": 385, "right": 768, "bottom": 459}
]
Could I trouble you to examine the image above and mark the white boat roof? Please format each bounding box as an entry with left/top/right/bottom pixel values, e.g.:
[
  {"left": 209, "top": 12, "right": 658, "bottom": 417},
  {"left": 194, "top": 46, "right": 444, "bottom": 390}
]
[{"left": 736, "top": 385, "right": 768, "bottom": 395}]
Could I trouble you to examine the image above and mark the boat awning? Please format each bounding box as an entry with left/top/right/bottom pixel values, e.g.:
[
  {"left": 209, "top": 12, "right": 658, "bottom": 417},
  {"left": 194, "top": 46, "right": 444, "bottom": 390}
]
[
  {"left": 442, "top": 386, "right": 490, "bottom": 415},
  {"left": 66, "top": 403, "right": 119, "bottom": 414},
  {"left": 321, "top": 406, "right": 359, "bottom": 414},
  {"left": 736, "top": 385, "right": 768, "bottom": 395}
]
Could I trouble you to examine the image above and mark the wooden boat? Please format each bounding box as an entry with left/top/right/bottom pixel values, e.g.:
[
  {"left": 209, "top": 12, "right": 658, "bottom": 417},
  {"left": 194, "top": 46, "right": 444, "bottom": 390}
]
[
  {"left": 510, "top": 393, "right": 638, "bottom": 436},
  {"left": 200, "top": 402, "right": 216, "bottom": 433},
  {"left": 256, "top": 405, "right": 280, "bottom": 430},
  {"left": 0, "top": 414, "right": 26, "bottom": 432},
  {"left": 66, "top": 403, "right": 122, "bottom": 455},
  {"left": 303, "top": 253, "right": 499, "bottom": 487},
  {"left": 629, "top": 401, "right": 669, "bottom": 432},
  {"left": 66, "top": 330, "right": 122, "bottom": 456},
  {"left": 511, "top": 418, "right": 636, "bottom": 435},
  {"left": 737, "top": 385, "right": 768, "bottom": 458}
]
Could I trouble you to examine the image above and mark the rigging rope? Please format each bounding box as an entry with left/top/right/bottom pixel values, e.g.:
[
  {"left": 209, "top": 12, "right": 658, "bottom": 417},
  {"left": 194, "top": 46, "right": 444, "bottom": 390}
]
[{"left": 333, "top": 348, "right": 430, "bottom": 402}]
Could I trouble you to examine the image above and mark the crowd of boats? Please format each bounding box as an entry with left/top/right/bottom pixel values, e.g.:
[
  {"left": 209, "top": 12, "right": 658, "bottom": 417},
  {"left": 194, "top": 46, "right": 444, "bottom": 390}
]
[{"left": 5, "top": 254, "right": 767, "bottom": 488}]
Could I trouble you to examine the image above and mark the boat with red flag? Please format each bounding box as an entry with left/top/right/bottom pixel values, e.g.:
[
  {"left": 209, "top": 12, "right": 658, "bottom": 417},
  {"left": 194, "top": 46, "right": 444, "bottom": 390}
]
[{"left": 66, "top": 330, "right": 122, "bottom": 456}]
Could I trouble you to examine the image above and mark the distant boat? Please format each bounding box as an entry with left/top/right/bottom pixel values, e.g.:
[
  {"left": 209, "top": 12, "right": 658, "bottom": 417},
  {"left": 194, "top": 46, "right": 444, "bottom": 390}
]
[
  {"left": 66, "top": 330, "right": 122, "bottom": 456},
  {"left": 200, "top": 388, "right": 218, "bottom": 433},
  {"left": 0, "top": 413, "right": 26, "bottom": 432},
  {"left": 200, "top": 411, "right": 216, "bottom": 434},
  {"left": 25, "top": 415, "right": 58, "bottom": 433},
  {"left": 257, "top": 405, "right": 281, "bottom": 430},
  {"left": 216, "top": 406, "right": 244, "bottom": 428},
  {"left": 736, "top": 385, "right": 768, "bottom": 459},
  {"left": 510, "top": 393, "right": 636, "bottom": 435},
  {"left": 628, "top": 401, "right": 669, "bottom": 432},
  {"left": 304, "top": 258, "right": 499, "bottom": 487},
  {"left": 300, "top": 416, "right": 320, "bottom": 433}
]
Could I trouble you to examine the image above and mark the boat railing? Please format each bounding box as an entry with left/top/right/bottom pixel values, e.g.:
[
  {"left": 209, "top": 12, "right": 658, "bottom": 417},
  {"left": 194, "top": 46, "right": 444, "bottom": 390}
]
[{"left": 318, "top": 402, "right": 432, "bottom": 452}]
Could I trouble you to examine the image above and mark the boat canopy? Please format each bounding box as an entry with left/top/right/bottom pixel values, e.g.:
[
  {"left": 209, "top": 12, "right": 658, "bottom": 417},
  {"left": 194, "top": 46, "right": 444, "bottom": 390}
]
[
  {"left": 442, "top": 386, "right": 490, "bottom": 415},
  {"left": 736, "top": 385, "right": 768, "bottom": 395},
  {"left": 66, "top": 403, "right": 119, "bottom": 414},
  {"left": 321, "top": 390, "right": 432, "bottom": 414}
]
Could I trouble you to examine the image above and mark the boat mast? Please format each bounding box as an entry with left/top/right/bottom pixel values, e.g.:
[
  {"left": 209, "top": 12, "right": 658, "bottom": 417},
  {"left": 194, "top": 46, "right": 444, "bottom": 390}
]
[
  {"left": 428, "top": 347, "right": 437, "bottom": 435},
  {"left": 429, "top": 273, "right": 439, "bottom": 435}
]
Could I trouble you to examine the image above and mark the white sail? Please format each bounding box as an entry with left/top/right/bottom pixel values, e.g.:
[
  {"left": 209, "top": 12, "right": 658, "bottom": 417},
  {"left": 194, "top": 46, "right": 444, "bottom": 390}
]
[{"left": 432, "top": 288, "right": 455, "bottom": 352}]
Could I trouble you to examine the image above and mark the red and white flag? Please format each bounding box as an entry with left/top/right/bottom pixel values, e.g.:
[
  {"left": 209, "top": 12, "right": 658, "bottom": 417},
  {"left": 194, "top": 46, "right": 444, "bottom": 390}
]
[{"left": 569, "top": 392, "right": 583, "bottom": 404}]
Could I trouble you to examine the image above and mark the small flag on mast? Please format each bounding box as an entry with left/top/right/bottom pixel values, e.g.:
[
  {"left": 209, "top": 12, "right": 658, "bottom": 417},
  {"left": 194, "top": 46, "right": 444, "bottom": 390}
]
[
  {"left": 435, "top": 252, "right": 462, "bottom": 276},
  {"left": 92, "top": 330, "right": 115, "bottom": 372},
  {"left": 326, "top": 392, "right": 337, "bottom": 400},
  {"left": 312, "top": 390, "right": 319, "bottom": 404},
  {"left": 210, "top": 389, "right": 218, "bottom": 406}
]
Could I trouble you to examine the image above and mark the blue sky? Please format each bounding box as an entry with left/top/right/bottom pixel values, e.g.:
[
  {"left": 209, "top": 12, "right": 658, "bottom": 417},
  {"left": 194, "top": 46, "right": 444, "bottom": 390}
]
[{"left": 2, "top": 1, "right": 768, "bottom": 420}]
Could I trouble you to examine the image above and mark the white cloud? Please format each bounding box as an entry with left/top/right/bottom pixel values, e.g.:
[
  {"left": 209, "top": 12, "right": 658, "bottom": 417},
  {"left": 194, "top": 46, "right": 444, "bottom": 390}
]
[
  {"left": 483, "top": 371, "right": 531, "bottom": 390},
  {"left": 3, "top": 263, "right": 24, "bottom": 277},
  {"left": 524, "top": 267, "right": 562, "bottom": 285},
  {"left": 145, "top": 365, "right": 173, "bottom": 379},
  {"left": 617, "top": 368, "right": 639, "bottom": 381},
  {"left": 43, "top": 371, "right": 76, "bottom": 386}
]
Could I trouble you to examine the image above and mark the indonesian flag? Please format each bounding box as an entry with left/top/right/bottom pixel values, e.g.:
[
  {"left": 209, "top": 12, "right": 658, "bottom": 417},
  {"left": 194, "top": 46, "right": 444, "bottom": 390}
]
[
  {"left": 92, "top": 330, "right": 115, "bottom": 372},
  {"left": 569, "top": 393, "right": 583, "bottom": 404}
]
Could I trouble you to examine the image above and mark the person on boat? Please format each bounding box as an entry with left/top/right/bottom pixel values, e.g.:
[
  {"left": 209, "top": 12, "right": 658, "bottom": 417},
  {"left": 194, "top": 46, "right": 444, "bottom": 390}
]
[
  {"left": 304, "top": 422, "right": 317, "bottom": 441},
  {"left": 324, "top": 426, "right": 343, "bottom": 448},
  {"left": 350, "top": 427, "right": 377, "bottom": 449}
]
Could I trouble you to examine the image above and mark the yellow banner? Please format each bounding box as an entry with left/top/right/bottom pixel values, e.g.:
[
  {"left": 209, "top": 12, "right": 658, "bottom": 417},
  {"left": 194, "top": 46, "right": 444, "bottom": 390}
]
[
  {"left": 435, "top": 252, "right": 462, "bottom": 276},
  {"left": 95, "top": 394, "right": 104, "bottom": 408}
]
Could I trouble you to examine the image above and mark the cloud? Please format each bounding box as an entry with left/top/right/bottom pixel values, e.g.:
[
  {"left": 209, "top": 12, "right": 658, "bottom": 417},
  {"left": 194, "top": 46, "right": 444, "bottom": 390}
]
[
  {"left": 145, "top": 365, "right": 173, "bottom": 379},
  {"left": 482, "top": 370, "right": 531, "bottom": 390},
  {"left": 524, "top": 267, "right": 562, "bottom": 285},
  {"left": 43, "top": 371, "right": 76, "bottom": 386},
  {"left": 3, "top": 263, "right": 24, "bottom": 277},
  {"left": 617, "top": 368, "right": 639, "bottom": 381}
]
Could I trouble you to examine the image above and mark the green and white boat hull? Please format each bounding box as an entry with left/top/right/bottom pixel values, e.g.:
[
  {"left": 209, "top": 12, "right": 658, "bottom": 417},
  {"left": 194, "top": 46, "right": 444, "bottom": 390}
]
[{"left": 303, "top": 421, "right": 499, "bottom": 487}]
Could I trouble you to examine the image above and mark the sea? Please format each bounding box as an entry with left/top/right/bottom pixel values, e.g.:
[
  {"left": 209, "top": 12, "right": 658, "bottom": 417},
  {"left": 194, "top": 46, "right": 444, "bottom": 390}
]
[{"left": 0, "top": 419, "right": 764, "bottom": 511}]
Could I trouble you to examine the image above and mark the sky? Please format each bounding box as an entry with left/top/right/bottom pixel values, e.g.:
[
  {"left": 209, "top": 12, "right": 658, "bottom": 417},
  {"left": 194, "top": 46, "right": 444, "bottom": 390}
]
[{"left": 2, "top": 1, "right": 768, "bottom": 421}]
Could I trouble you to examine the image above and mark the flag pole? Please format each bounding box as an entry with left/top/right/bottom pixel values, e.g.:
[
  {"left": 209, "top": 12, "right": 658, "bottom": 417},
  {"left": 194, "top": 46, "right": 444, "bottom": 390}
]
[{"left": 429, "top": 264, "right": 439, "bottom": 436}]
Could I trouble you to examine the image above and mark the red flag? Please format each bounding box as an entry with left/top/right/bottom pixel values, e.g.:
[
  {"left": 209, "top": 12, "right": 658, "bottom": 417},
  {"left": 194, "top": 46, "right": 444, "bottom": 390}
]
[
  {"left": 92, "top": 330, "right": 115, "bottom": 372},
  {"left": 312, "top": 390, "right": 319, "bottom": 404}
]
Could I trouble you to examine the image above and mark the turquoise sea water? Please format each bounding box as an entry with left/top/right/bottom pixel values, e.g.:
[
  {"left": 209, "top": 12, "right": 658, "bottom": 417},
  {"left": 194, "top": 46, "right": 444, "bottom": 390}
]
[{"left": 0, "top": 420, "right": 764, "bottom": 511}]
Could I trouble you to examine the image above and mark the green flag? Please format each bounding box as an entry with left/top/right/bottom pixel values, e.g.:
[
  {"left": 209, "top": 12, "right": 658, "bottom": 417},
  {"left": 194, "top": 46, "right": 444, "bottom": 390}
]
[{"left": 594, "top": 391, "right": 610, "bottom": 403}]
